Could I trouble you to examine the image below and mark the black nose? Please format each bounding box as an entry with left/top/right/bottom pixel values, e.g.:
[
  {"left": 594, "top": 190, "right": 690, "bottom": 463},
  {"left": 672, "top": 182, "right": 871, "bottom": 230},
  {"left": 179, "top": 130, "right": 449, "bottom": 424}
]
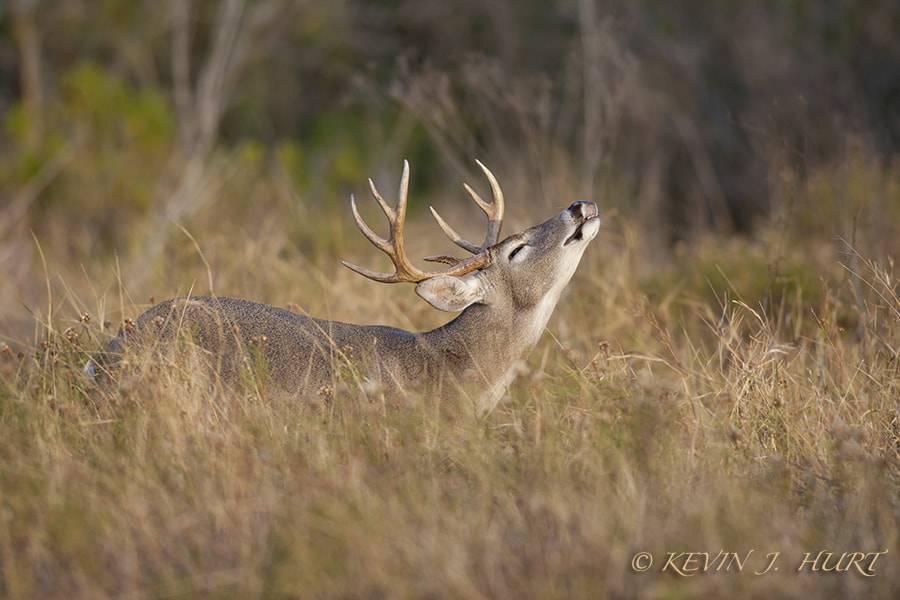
[{"left": 568, "top": 201, "right": 598, "bottom": 220}]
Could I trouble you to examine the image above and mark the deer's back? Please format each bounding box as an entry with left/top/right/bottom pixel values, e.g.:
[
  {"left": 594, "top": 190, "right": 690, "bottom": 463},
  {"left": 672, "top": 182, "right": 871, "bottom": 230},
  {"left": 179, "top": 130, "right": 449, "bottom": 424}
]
[{"left": 97, "top": 296, "right": 427, "bottom": 397}]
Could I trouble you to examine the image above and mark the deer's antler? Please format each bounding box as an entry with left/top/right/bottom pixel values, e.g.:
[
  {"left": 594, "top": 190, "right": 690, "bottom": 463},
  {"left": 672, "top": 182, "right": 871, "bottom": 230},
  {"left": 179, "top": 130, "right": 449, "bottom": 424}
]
[
  {"left": 342, "top": 160, "right": 493, "bottom": 283},
  {"left": 428, "top": 160, "right": 505, "bottom": 256}
]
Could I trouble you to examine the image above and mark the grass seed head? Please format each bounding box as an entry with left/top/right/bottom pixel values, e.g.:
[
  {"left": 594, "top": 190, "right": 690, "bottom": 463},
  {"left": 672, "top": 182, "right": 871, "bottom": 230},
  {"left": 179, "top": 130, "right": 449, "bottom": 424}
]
[{"left": 118, "top": 318, "right": 136, "bottom": 334}]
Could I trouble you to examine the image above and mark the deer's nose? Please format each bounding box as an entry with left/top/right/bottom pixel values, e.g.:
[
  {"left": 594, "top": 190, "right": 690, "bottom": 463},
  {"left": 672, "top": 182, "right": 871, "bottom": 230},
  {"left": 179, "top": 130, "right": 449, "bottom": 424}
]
[{"left": 568, "top": 201, "right": 599, "bottom": 221}]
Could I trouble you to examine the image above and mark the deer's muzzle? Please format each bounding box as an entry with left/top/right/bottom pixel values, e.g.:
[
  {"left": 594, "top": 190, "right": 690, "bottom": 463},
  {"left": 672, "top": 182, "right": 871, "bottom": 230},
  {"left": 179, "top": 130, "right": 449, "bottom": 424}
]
[{"left": 564, "top": 201, "right": 600, "bottom": 246}]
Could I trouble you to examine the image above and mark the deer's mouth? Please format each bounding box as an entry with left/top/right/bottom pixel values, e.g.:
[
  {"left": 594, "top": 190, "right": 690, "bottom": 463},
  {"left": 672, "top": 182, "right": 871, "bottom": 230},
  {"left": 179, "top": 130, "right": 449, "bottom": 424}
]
[{"left": 564, "top": 204, "right": 600, "bottom": 246}]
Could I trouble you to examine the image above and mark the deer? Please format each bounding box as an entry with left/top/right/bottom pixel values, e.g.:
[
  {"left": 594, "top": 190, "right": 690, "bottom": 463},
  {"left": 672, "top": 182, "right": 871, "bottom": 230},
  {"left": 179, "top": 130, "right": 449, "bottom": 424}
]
[{"left": 86, "top": 160, "right": 600, "bottom": 415}]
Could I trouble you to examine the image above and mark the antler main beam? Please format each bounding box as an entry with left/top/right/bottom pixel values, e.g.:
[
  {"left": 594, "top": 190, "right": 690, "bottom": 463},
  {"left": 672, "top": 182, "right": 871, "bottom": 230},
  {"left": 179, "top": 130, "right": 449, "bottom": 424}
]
[{"left": 342, "top": 160, "right": 494, "bottom": 284}]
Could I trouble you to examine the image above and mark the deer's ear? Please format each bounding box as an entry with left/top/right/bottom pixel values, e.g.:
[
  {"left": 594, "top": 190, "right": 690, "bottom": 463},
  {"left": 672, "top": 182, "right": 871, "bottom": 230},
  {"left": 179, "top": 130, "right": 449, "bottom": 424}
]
[{"left": 415, "top": 274, "right": 484, "bottom": 312}]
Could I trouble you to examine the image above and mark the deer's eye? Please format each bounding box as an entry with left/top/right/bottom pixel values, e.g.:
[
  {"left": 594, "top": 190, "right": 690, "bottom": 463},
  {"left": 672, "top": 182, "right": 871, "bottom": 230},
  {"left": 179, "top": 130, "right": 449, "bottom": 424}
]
[{"left": 508, "top": 244, "right": 527, "bottom": 260}]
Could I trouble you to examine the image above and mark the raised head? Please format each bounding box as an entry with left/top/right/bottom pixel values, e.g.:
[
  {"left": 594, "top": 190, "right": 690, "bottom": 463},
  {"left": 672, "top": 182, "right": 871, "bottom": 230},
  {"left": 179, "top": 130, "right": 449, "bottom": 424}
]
[{"left": 344, "top": 160, "right": 600, "bottom": 319}]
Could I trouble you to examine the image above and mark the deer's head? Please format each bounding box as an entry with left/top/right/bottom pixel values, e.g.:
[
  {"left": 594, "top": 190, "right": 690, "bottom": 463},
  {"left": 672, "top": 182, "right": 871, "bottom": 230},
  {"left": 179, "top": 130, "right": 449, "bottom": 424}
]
[{"left": 343, "top": 161, "right": 600, "bottom": 317}]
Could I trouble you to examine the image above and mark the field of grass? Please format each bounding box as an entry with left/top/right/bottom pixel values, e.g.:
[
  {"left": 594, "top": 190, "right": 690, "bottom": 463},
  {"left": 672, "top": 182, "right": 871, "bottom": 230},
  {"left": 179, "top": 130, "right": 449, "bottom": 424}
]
[{"left": 1, "top": 157, "right": 899, "bottom": 599}]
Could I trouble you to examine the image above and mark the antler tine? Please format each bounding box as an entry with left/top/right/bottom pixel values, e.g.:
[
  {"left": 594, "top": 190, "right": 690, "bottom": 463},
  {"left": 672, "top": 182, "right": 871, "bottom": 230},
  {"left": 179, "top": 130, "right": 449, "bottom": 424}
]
[
  {"left": 392, "top": 159, "right": 411, "bottom": 268},
  {"left": 475, "top": 158, "right": 505, "bottom": 246},
  {"left": 349, "top": 194, "right": 390, "bottom": 253},
  {"left": 344, "top": 191, "right": 396, "bottom": 281},
  {"left": 343, "top": 160, "right": 492, "bottom": 283},
  {"left": 430, "top": 159, "right": 506, "bottom": 255},
  {"left": 429, "top": 207, "right": 482, "bottom": 254},
  {"left": 366, "top": 176, "right": 395, "bottom": 221}
]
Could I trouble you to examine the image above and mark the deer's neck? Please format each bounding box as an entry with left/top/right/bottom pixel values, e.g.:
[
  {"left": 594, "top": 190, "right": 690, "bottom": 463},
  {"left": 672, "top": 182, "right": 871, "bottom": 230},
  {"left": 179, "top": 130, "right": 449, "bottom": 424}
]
[
  {"left": 418, "top": 299, "right": 555, "bottom": 413},
  {"left": 425, "top": 303, "right": 517, "bottom": 363}
]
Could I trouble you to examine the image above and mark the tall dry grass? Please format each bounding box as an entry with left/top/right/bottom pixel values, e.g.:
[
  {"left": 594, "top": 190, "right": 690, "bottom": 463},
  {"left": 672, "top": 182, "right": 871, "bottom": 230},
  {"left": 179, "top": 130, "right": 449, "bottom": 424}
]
[{"left": 1, "top": 157, "right": 899, "bottom": 599}]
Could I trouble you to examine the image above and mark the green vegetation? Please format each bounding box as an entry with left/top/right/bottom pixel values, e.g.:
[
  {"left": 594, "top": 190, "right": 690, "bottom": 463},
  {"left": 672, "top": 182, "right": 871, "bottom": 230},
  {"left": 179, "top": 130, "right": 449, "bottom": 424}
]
[{"left": 1, "top": 1, "right": 899, "bottom": 597}]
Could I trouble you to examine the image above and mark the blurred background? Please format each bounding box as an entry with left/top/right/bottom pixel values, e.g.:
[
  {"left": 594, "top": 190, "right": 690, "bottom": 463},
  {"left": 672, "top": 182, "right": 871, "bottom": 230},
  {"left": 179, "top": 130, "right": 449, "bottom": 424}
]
[{"left": 1, "top": 0, "right": 899, "bottom": 341}]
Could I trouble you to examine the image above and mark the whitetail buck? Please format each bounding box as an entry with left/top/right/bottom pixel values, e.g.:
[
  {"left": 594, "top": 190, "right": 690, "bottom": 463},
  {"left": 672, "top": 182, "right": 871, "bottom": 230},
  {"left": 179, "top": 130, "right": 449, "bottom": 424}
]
[{"left": 87, "top": 161, "right": 599, "bottom": 414}]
